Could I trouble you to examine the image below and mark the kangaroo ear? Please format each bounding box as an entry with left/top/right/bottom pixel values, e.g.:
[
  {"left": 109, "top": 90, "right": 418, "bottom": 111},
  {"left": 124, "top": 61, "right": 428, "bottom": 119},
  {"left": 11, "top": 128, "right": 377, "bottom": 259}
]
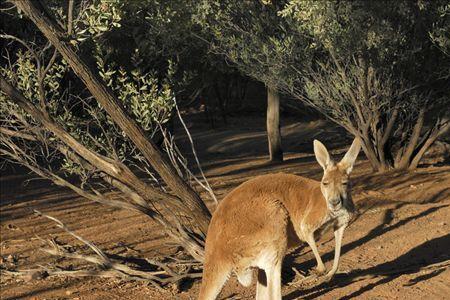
[
  {"left": 340, "top": 138, "right": 361, "bottom": 174},
  {"left": 314, "top": 139, "right": 330, "bottom": 170}
]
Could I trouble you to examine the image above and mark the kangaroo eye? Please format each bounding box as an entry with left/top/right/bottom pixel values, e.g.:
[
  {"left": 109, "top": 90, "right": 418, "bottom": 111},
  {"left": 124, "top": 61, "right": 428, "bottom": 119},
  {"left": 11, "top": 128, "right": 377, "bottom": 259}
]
[
  {"left": 342, "top": 181, "right": 348, "bottom": 185},
  {"left": 322, "top": 181, "right": 330, "bottom": 186}
]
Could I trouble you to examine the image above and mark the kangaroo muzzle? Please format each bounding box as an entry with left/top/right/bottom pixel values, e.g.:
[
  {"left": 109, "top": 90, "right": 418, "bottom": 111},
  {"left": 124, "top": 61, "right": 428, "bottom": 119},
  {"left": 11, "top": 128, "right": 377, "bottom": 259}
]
[{"left": 329, "top": 196, "right": 344, "bottom": 210}]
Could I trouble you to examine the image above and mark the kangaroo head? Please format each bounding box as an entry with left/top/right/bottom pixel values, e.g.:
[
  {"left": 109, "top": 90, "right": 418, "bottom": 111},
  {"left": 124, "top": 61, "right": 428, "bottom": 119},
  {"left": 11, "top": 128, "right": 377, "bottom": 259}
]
[{"left": 313, "top": 138, "right": 361, "bottom": 212}]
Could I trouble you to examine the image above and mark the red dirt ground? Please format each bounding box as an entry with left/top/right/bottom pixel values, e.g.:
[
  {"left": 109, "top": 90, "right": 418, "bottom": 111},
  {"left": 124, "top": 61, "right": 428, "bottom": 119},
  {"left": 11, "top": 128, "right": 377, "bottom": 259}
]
[{"left": 1, "top": 115, "right": 449, "bottom": 299}]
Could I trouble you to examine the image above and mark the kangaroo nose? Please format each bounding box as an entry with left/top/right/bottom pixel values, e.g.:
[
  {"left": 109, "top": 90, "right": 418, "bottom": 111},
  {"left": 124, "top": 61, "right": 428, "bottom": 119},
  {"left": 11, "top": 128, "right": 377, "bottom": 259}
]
[{"left": 330, "top": 198, "right": 341, "bottom": 206}]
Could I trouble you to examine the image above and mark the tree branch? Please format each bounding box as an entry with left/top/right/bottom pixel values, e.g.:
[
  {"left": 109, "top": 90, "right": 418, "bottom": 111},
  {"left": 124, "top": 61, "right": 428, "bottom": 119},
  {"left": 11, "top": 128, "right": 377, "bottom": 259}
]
[
  {"left": 13, "top": 0, "right": 211, "bottom": 235},
  {"left": 1, "top": 211, "right": 203, "bottom": 285}
]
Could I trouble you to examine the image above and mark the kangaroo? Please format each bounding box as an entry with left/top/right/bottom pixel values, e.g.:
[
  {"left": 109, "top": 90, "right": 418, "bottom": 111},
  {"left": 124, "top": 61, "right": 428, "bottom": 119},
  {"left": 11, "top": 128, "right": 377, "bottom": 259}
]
[{"left": 198, "top": 138, "right": 361, "bottom": 300}]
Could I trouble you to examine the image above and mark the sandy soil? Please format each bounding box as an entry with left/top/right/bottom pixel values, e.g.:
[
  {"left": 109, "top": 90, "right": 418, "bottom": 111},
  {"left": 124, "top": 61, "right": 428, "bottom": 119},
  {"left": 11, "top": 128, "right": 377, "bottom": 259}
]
[{"left": 1, "top": 114, "right": 449, "bottom": 299}]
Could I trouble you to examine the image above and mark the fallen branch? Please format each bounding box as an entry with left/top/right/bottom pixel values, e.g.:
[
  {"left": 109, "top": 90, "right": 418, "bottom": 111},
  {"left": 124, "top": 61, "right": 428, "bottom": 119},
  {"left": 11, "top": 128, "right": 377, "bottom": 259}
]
[{"left": 1, "top": 211, "right": 202, "bottom": 287}]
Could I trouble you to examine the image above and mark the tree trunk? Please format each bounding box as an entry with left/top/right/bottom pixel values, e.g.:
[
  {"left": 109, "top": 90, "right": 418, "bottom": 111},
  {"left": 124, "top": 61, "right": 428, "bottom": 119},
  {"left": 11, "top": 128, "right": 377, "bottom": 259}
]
[
  {"left": 266, "top": 86, "right": 283, "bottom": 162},
  {"left": 14, "top": 0, "right": 211, "bottom": 235},
  {"left": 396, "top": 108, "right": 425, "bottom": 170},
  {"left": 376, "top": 107, "right": 399, "bottom": 170},
  {"left": 213, "top": 81, "right": 227, "bottom": 125},
  {"left": 408, "top": 118, "right": 450, "bottom": 170},
  {"left": 0, "top": 75, "right": 206, "bottom": 260},
  {"left": 356, "top": 130, "right": 382, "bottom": 172}
]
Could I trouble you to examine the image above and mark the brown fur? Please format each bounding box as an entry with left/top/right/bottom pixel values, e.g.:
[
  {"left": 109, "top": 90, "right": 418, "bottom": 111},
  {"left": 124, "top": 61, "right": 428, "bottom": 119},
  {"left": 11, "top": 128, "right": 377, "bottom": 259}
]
[{"left": 198, "top": 139, "right": 361, "bottom": 300}]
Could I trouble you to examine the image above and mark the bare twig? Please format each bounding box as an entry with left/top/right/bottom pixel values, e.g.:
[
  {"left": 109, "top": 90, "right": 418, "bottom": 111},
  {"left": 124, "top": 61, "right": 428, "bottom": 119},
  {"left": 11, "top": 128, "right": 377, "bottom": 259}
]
[
  {"left": 66, "top": 0, "right": 74, "bottom": 35},
  {"left": 0, "top": 34, "right": 40, "bottom": 71},
  {"left": 175, "top": 102, "right": 218, "bottom": 205}
]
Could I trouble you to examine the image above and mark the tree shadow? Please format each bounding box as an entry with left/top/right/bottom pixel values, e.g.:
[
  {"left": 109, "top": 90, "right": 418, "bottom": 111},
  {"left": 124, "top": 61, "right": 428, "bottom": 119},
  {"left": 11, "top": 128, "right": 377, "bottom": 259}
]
[
  {"left": 0, "top": 193, "right": 82, "bottom": 221},
  {"left": 1, "top": 281, "right": 77, "bottom": 300},
  {"left": 290, "top": 234, "right": 450, "bottom": 300},
  {"left": 335, "top": 235, "right": 450, "bottom": 300},
  {"left": 215, "top": 155, "right": 319, "bottom": 178},
  {"left": 352, "top": 167, "right": 450, "bottom": 204},
  {"left": 403, "top": 268, "right": 446, "bottom": 287},
  {"left": 284, "top": 205, "right": 450, "bottom": 300}
]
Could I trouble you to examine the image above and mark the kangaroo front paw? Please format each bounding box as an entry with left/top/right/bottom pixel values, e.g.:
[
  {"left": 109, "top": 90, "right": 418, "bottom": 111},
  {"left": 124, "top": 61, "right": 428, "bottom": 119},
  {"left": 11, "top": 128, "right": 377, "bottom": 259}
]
[
  {"left": 313, "top": 265, "right": 327, "bottom": 275},
  {"left": 324, "top": 268, "right": 343, "bottom": 282},
  {"left": 323, "top": 273, "right": 334, "bottom": 282}
]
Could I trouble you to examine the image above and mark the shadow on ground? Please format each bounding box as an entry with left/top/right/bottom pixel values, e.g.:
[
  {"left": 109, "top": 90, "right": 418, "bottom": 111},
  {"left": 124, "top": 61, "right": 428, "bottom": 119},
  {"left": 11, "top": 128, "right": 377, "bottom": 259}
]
[
  {"left": 284, "top": 233, "right": 450, "bottom": 300},
  {"left": 284, "top": 204, "right": 450, "bottom": 300}
]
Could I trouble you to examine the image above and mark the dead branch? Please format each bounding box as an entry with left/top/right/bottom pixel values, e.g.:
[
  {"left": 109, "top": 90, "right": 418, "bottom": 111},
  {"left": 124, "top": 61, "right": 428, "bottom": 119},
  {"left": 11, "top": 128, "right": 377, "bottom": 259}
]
[
  {"left": 0, "top": 130, "right": 205, "bottom": 261},
  {"left": 1, "top": 113, "right": 205, "bottom": 262},
  {"left": 175, "top": 102, "right": 218, "bottom": 205},
  {"left": 0, "top": 211, "right": 202, "bottom": 286}
]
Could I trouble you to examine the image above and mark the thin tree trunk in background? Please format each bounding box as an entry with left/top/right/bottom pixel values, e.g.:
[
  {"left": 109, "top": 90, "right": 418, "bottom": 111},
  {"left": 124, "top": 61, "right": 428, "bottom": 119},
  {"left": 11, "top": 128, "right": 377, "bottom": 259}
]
[
  {"left": 266, "top": 86, "right": 283, "bottom": 162},
  {"left": 396, "top": 108, "right": 425, "bottom": 170},
  {"left": 358, "top": 134, "right": 382, "bottom": 171},
  {"left": 408, "top": 118, "right": 450, "bottom": 170},
  {"left": 213, "top": 81, "right": 227, "bottom": 125},
  {"left": 14, "top": 0, "right": 211, "bottom": 235}
]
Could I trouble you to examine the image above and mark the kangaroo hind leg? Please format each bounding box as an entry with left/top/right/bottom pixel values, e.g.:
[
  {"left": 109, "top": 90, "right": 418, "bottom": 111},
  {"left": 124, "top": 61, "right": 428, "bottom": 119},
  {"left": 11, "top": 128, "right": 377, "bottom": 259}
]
[{"left": 198, "top": 261, "right": 231, "bottom": 300}]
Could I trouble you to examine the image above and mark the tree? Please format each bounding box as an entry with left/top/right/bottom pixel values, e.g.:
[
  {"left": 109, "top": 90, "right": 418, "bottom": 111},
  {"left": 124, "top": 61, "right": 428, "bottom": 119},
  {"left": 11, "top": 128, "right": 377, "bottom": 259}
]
[
  {"left": 197, "top": 0, "right": 309, "bottom": 162},
  {"left": 297, "top": 59, "right": 449, "bottom": 171},
  {"left": 118, "top": 0, "right": 247, "bottom": 128},
  {"left": 430, "top": 2, "right": 450, "bottom": 57},
  {"left": 1, "top": 0, "right": 212, "bottom": 283},
  {"left": 280, "top": 0, "right": 450, "bottom": 171}
]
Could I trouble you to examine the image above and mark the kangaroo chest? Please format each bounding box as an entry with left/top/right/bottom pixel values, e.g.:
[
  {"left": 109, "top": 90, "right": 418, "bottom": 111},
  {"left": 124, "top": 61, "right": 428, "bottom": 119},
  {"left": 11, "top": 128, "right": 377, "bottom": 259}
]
[
  {"left": 315, "top": 208, "right": 352, "bottom": 237},
  {"left": 288, "top": 207, "right": 352, "bottom": 245}
]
